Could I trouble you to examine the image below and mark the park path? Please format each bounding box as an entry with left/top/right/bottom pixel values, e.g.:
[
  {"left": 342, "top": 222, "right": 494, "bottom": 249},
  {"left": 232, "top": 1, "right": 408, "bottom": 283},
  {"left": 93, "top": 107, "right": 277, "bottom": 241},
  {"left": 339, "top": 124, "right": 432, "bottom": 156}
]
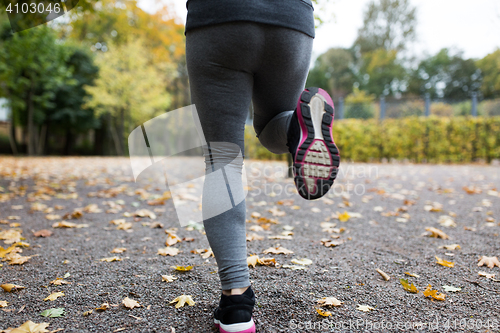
[{"left": 1, "top": 156, "right": 499, "bottom": 332}]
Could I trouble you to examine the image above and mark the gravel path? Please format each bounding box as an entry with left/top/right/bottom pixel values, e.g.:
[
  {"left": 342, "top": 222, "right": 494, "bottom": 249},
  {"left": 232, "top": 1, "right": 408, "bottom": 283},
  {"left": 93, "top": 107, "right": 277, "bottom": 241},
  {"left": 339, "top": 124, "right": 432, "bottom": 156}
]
[{"left": 0, "top": 156, "right": 499, "bottom": 333}]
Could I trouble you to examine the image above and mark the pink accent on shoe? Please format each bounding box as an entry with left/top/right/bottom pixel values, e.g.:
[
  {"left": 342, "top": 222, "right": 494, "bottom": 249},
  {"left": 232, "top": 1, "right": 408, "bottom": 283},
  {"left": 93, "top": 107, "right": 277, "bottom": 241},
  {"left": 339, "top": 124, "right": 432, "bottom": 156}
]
[{"left": 219, "top": 322, "right": 256, "bottom": 333}]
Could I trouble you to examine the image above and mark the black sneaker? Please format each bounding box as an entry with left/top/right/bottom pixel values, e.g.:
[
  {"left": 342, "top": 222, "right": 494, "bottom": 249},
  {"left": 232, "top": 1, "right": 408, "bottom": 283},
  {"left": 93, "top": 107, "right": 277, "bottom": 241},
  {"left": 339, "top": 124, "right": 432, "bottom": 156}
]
[
  {"left": 213, "top": 286, "right": 256, "bottom": 333},
  {"left": 287, "top": 87, "right": 340, "bottom": 200}
]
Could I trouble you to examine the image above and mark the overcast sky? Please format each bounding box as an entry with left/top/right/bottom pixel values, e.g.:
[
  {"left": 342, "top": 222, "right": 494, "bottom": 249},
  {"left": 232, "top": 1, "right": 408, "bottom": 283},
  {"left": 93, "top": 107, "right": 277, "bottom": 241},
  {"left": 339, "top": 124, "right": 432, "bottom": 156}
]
[{"left": 138, "top": 0, "right": 500, "bottom": 61}]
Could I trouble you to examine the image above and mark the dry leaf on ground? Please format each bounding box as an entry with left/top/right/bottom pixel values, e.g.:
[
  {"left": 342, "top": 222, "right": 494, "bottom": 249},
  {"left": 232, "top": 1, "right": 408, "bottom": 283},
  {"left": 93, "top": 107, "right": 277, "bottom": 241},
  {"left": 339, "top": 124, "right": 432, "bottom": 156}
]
[
  {"left": 0, "top": 300, "right": 8, "bottom": 307},
  {"left": 162, "top": 275, "right": 177, "bottom": 283},
  {"left": 122, "top": 297, "right": 141, "bottom": 309},
  {"left": 100, "top": 257, "right": 122, "bottom": 262},
  {"left": 170, "top": 265, "right": 193, "bottom": 271},
  {"left": 400, "top": 278, "right": 418, "bottom": 293},
  {"left": 376, "top": 269, "right": 390, "bottom": 281},
  {"left": 316, "top": 308, "right": 332, "bottom": 316},
  {"left": 111, "top": 248, "right": 127, "bottom": 254},
  {"left": 262, "top": 246, "right": 293, "bottom": 255},
  {"left": 158, "top": 247, "right": 180, "bottom": 257},
  {"left": 44, "top": 292, "right": 65, "bottom": 301},
  {"left": 9, "top": 320, "right": 50, "bottom": 333},
  {"left": 477, "top": 256, "right": 500, "bottom": 268},
  {"left": 435, "top": 256, "right": 454, "bottom": 267},
  {"left": 169, "top": 295, "right": 195, "bottom": 308},
  {"left": 291, "top": 258, "right": 313, "bottom": 266},
  {"left": 52, "top": 221, "right": 88, "bottom": 228},
  {"left": 1, "top": 283, "right": 25, "bottom": 292},
  {"left": 425, "top": 227, "right": 449, "bottom": 239},
  {"left": 356, "top": 304, "right": 375, "bottom": 312},
  {"left": 439, "top": 244, "right": 461, "bottom": 250},
  {"left": 423, "top": 285, "right": 446, "bottom": 301},
  {"left": 317, "top": 297, "right": 343, "bottom": 307},
  {"left": 33, "top": 229, "right": 53, "bottom": 237}
]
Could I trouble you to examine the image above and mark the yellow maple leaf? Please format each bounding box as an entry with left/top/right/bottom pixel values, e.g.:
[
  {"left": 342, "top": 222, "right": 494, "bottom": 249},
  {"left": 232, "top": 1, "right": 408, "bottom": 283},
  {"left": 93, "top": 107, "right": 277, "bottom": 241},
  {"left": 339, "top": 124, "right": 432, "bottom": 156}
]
[
  {"left": 122, "top": 297, "right": 141, "bottom": 309},
  {"left": 169, "top": 295, "right": 195, "bottom": 308},
  {"left": 423, "top": 285, "right": 446, "bottom": 301},
  {"left": 316, "top": 308, "right": 332, "bottom": 316},
  {"left": 170, "top": 265, "right": 193, "bottom": 271},
  {"left": 44, "top": 291, "right": 65, "bottom": 301},
  {"left": 8, "top": 255, "right": 32, "bottom": 265},
  {"left": 400, "top": 278, "right": 418, "bottom": 293},
  {"left": 1, "top": 283, "right": 25, "bottom": 292},
  {"left": 10, "top": 320, "right": 50, "bottom": 333},
  {"left": 338, "top": 211, "right": 350, "bottom": 222},
  {"left": 0, "top": 244, "right": 18, "bottom": 258},
  {"left": 435, "top": 256, "right": 454, "bottom": 267}
]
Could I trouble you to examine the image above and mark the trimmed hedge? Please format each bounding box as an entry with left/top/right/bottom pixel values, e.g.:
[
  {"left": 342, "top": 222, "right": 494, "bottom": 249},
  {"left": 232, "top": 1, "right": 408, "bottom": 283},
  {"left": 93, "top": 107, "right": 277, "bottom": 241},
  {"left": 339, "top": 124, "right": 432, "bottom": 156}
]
[{"left": 244, "top": 116, "right": 500, "bottom": 163}]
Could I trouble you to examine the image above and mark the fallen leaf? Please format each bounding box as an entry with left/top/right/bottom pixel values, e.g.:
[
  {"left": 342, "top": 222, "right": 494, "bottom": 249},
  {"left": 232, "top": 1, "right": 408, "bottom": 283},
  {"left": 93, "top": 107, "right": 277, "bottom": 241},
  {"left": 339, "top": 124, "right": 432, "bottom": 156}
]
[
  {"left": 170, "top": 265, "right": 193, "bottom": 271},
  {"left": 425, "top": 227, "right": 449, "bottom": 239},
  {"left": 44, "top": 292, "right": 65, "bottom": 301},
  {"left": 435, "top": 256, "right": 454, "bottom": 267},
  {"left": 423, "top": 285, "right": 445, "bottom": 301},
  {"left": 356, "top": 304, "right": 375, "bottom": 312},
  {"left": 52, "top": 221, "right": 88, "bottom": 228},
  {"left": 8, "top": 255, "right": 32, "bottom": 265},
  {"left": 291, "top": 258, "right": 313, "bottom": 266},
  {"left": 337, "top": 211, "right": 350, "bottom": 222},
  {"left": 438, "top": 215, "right": 456, "bottom": 228},
  {"left": 262, "top": 246, "right": 293, "bottom": 255},
  {"left": 246, "top": 233, "right": 264, "bottom": 241},
  {"left": 10, "top": 320, "right": 50, "bottom": 333},
  {"left": 442, "top": 285, "right": 461, "bottom": 292},
  {"left": 50, "top": 279, "right": 70, "bottom": 286},
  {"left": 100, "top": 257, "right": 122, "bottom": 262},
  {"left": 1, "top": 283, "right": 25, "bottom": 292},
  {"left": 45, "top": 214, "right": 61, "bottom": 221},
  {"left": 0, "top": 300, "right": 7, "bottom": 307},
  {"left": 40, "top": 307, "right": 65, "bottom": 317},
  {"left": 316, "top": 308, "right": 332, "bottom": 316},
  {"left": 33, "top": 230, "right": 53, "bottom": 237},
  {"left": 111, "top": 248, "right": 127, "bottom": 254},
  {"left": 438, "top": 244, "right": 461, "bottom": 250},
  {"left": 83, "top": 309, "right": 93, "bottom": 316},
  {"left": 247, "top": 255, "right": 259, "bottom": 268},
  {"left": 424, "top": 202, "right": 443, "bottom": 212},
  {"left": 116, "top": 222, "right": 133, "bottom": 230},
  {"left": 376, "top": 268, "right": 390, "bottom": 281},
  {"left": 268, "top": 207, "right": 286, "bottom": 217},
  {"left": 404, "top": 272, "right": 420, "bottom": 278},
  {"left": 0, "top": 244, "right": 18, "bottom": 258},
  {"left": 122, "top": 297, "right": 141, "bottom": 309},
  {"left": 317, "top": 297, "right": 343, "bottom": 307},
  {"left": 158, "top": 247, "right": 180, "bottom": 257},
  {"left": 478, "top": 271, "right": 496, "bottom": 279},
  {"left": 320, "top": 238, "right": 345, "bottom": 247},
  {"left": 162, "top": 275, "right": 177, "bottom": 283},
  {"left": 257, "top": 257, "right": 276, "bottom": 266},
  {"left": 169, "top": 295, "right": 195, "bottom": 308},
  {"left": 477, "top": 256, "right": 500, "bottom": 268},
  {"left": 400, "top": 278, "right": 418, "bottom": 293},
  {"left": 96, "top": 303, "right": 110, "bottom": 311}
]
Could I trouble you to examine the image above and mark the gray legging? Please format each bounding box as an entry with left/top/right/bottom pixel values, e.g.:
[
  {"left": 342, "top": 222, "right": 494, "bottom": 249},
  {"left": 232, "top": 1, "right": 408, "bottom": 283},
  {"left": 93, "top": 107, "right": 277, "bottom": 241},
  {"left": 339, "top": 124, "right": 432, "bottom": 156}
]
[{"left": 186, "top": 22, "right": 313, "bottom": 290}]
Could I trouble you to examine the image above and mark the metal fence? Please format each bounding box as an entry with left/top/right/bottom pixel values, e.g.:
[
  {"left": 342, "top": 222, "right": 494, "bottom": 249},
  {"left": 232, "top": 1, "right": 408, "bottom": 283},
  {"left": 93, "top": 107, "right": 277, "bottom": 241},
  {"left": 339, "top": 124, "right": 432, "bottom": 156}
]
[{"left": 334, "top": 94, "right": 500, "bottom": 120}]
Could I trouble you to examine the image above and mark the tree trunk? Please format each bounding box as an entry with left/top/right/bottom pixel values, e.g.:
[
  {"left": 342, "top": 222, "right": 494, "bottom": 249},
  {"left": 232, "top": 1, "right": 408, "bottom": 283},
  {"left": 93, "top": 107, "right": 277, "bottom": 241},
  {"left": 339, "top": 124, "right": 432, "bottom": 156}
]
[
  {"left": 118, "top": 108, "right": 125, "bottom": 155},
  {"left": 63, "top": 128, "right": 73, "bottom": 155},
  {"left": 37, "top": 124, "right": 47, "bottom": 155},
  {"left": 8, "top": 112, "right": 18, "bottom": 155},
  {"left": 109, "top": 113, "right": 123, "bottom": 156},
  {"left": 27, "top": 80, "right": 34, "bottom": 155}
]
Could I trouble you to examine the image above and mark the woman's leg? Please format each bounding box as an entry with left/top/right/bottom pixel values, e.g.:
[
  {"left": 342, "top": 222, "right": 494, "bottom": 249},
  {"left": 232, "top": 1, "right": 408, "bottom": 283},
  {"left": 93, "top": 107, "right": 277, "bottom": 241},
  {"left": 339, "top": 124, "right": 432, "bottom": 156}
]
[
  {"left": 252, "top": 27, "right": 314, "bottom": 154},
  {"left": 186, "top": 23, "right": 265, "bottom": 292}
]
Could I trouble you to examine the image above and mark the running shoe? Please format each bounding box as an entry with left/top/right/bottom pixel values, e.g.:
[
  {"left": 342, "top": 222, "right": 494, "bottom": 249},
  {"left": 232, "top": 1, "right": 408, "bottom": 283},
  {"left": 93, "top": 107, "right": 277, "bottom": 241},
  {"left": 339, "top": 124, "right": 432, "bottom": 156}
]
[
  {"left": 214, "top": 286, "right": 256, "bottom": 333},
  {"left": 287, "top": 87, "right": 340, "bottom": 200}
]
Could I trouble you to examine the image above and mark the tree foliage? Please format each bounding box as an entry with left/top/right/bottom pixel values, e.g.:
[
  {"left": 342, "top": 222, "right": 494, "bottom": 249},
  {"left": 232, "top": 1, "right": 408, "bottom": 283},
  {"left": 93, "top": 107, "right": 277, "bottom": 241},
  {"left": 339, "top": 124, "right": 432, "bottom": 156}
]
[
  {"left": 477, "top": 48, "right": 500, "bottom": 99},
  {"left": 354, "top": 0, "right": 417, "bottom": 54}
]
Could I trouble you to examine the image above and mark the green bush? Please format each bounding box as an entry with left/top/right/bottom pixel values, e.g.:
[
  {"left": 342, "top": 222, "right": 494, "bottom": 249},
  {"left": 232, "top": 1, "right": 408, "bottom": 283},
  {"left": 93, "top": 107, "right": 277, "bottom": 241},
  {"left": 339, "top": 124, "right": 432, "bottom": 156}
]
[{"left": 244, "top": 116, "right": 500, "bottom": 163}]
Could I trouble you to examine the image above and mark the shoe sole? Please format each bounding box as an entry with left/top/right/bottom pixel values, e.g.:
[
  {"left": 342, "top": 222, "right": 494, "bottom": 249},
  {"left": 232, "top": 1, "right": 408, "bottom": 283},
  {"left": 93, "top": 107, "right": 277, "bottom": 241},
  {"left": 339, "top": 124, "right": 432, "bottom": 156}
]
[
  {"left": 293, "top": 88, "right": 340, "bottom": 200},
  {"left": 215, "top": 318, "right": 256, "bottom": 333}
]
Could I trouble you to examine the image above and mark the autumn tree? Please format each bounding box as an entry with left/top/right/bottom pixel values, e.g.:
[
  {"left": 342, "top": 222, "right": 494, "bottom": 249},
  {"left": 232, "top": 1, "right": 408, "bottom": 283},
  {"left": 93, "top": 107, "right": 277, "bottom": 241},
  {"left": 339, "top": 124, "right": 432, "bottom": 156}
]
[
  {"left": 354, "top": 0, "right": 417, "bottom": 54},
  {"left": 477, "top": 48, "right": 500, "bottom": 99},
  {"left": 360, "top": 48, "right": 406, "bottom": 97},
  {"left": 82, "top": 37, "right": 170, "bottom": 156},
  {"left": 306, "top": 48, "right": 357, "bottom": 98}
]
